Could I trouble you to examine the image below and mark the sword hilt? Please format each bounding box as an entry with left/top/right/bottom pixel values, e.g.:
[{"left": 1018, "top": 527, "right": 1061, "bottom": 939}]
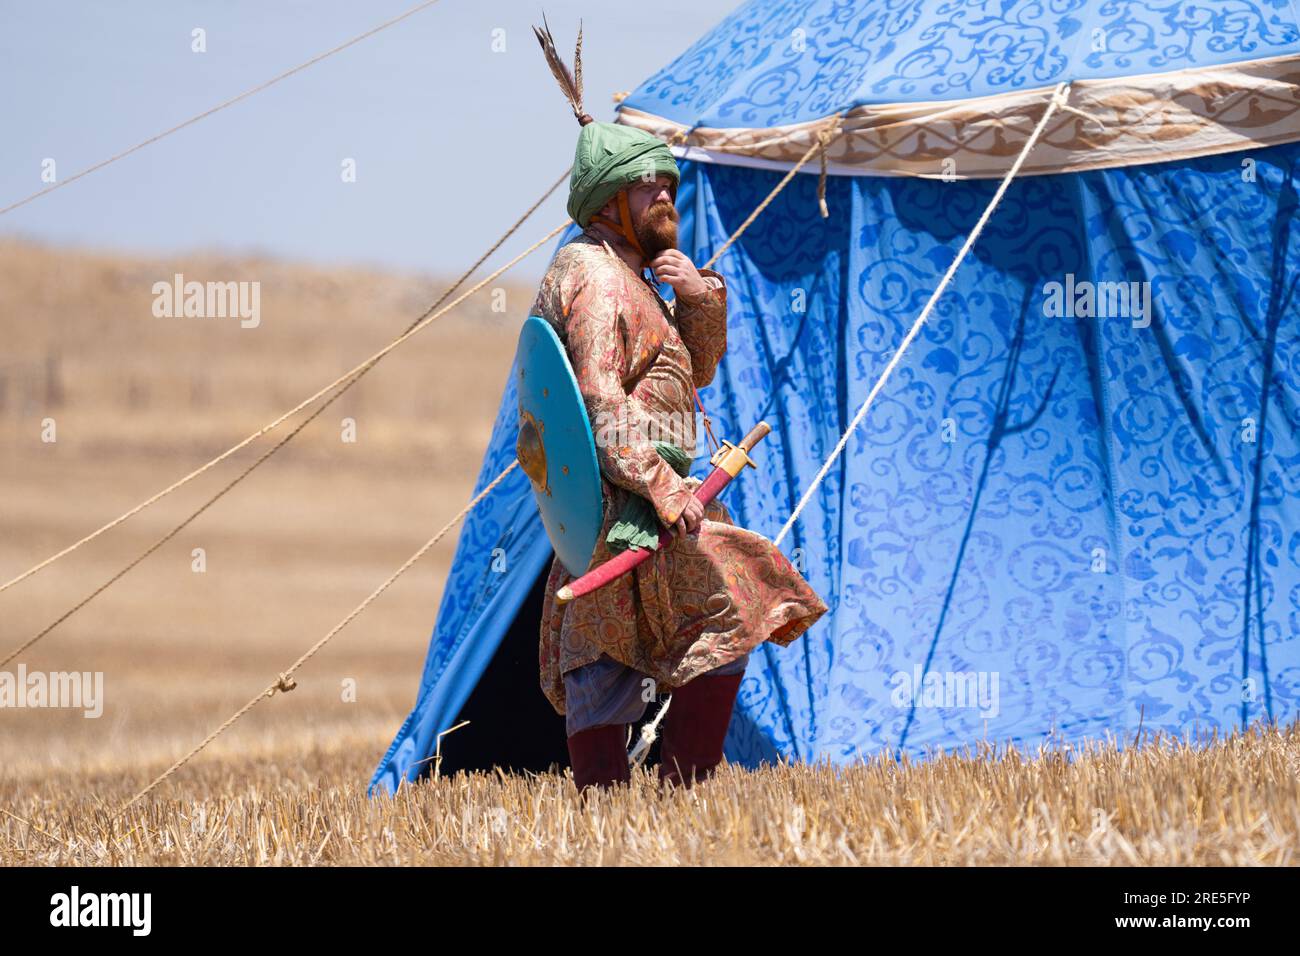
[{"left": 709, "top": 420, "right": 770, "bottom": 477}]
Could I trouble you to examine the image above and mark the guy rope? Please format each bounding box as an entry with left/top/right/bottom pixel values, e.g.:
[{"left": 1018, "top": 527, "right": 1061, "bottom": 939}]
[
  {"left": 117, "top": 462, "right": 520, "bottom": 814},
  {"left": 776, "top": 82, "right": 1077, "bottom": 546}
]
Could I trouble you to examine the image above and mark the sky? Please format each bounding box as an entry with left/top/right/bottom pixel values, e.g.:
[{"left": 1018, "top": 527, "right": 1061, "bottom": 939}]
[{"left": 0, "top": 0, "right": 741, "bottom": 281}]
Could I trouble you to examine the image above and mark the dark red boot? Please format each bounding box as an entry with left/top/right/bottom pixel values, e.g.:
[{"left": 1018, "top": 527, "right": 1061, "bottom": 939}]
[
  {"left": 658, "top": 672, "right": 744, "bottom": 788},
  {"left": 567, "top": 723, "right": 631, "bottom": 793}
]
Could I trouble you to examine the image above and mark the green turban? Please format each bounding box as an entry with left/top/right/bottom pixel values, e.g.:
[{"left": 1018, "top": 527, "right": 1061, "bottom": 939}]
[{"left": 567, "top": 122, "right": 680, "bottom": 227}]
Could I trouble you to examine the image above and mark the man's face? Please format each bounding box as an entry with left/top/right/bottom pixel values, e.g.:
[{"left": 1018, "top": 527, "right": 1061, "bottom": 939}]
[{"left": 626, "top": 175, "right": 678, "bottom": 257}]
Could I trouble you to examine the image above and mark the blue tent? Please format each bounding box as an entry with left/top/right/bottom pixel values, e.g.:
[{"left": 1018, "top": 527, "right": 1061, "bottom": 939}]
[{"left": 371, "top": 0, "right": 1300, "bottom": 793}]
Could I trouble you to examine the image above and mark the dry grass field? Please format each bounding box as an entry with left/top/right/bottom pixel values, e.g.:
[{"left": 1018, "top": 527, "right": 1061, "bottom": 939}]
[
  {"left": 2, "top": 727, "right": 1297, "bottom": 865},
  {"left": 2, "top": 240, "right": 1298, "bottom": 866},
  {"left": 0, "top": 238, "right": 522, "bottom": 805}
]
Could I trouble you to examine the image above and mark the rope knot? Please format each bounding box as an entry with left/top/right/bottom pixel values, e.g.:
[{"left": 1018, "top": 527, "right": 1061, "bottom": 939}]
[
  {"left": 1048, "top": 83, "right": 1105, "bottom": 132},
  {"left": 269, "top": 673, "right": 297, "bottom": 697},
  {"left": 816, "top": 116, "right": 841, "bottom": 148},
  {"left": 667, "top": 123, "right": 700, "bottom": 149},
  {"left": 816, "top": 113, "right": 844, "bottom": 219}
]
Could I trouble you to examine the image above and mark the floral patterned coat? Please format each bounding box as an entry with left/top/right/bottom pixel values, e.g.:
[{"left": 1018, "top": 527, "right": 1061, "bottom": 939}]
[{"left": 531, "top": 227, "right": 827, "bottom": 715}]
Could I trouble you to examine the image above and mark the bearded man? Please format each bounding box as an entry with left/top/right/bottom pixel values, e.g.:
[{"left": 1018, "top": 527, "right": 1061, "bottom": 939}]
[{"left": 528, "top": 24, "right": 827, "bottom": 793}]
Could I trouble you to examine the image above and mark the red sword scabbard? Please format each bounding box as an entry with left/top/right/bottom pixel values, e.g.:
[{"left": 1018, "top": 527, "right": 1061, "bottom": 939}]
[{"left": 555, "top": 421, "right": 772, "bottom": 604}]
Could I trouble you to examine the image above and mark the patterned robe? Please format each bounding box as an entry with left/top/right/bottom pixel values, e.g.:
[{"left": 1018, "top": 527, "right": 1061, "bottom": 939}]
[{"left": 533, "top": 228, "right": 827, "bottom": 715}]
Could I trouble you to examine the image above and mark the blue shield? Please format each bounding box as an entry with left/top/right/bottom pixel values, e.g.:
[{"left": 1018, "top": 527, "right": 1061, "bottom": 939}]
[{"left": 515, "top": 316, "right": 604, "bottom": 577}]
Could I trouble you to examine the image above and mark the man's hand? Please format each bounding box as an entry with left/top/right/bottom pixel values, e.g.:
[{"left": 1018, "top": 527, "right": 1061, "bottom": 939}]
[
  {"left": 650, "top": 249, "right": 709, "bottom": 301},
  {"left": 672, "top": 496, "right": 704, "bottom": 539}
]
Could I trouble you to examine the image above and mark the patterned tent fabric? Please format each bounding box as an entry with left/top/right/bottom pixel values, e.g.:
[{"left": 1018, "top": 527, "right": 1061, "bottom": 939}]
[
  {"left": 691, "top": 147, "right": 1300, "bottom": 764},
  {"left": 628, "top": 0, "right": 1300, "bottom": 121},
  {"left": 370, "top": 1, "right": 1300, "bottom": 793}
]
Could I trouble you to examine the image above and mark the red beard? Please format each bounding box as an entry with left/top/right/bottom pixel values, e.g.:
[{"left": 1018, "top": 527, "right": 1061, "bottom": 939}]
[{"left": 635, "top": 200, "right": 679, "bottom": 257}]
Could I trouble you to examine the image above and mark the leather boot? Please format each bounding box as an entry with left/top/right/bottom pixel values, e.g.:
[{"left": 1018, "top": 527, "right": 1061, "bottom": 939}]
[
  {"left": 659, "top": 672, "right": 744, "bottom": 788},
  {"left": 567, "top": 723, "right": 630, "bottom": 793}
]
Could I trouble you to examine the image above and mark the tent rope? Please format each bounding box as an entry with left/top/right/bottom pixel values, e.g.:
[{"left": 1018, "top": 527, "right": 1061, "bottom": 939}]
[
  {"left": 0, "top": 169, "right": 569, "bottom": 666},
  {"left": 628, "top": 695, "right": 671, "bottom": 766},
  {"left": 774, "top": 82, "right": 1072, "bottom": 547},
  {"left": 116, "top": 460, "right": 520, "bottom": 816},
  {"left": 816, "top": 115, "right": 842, "bottom": 217},
  {"left": 699, "top": 113, "right": 844, "bottom": 272},
  {"left": 0, "top": 0, "right": 445, "bottom": 218}
]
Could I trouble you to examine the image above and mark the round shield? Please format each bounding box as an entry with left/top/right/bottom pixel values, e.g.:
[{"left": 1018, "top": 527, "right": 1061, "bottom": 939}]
[{"left": 515, "top": 315, "right": 604, "bottom": 577}]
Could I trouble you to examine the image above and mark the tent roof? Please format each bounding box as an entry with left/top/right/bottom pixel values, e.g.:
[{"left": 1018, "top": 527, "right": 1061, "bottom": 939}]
[
  {"left": 624, "top": 0, "right": 1300, "bottom": 127},
  {"left": 617, "top": 1, "right": 1300, "bottom": 179}
]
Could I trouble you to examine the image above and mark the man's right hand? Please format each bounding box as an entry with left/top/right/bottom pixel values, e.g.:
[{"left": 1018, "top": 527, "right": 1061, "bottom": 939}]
[{"left": 672, "top": 496, "right": 704, "bottom": 538}]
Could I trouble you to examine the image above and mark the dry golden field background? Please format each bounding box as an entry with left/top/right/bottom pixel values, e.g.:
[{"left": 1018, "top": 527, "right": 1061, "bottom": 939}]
[
  {"left": 0, "top": 237, "right": 523, "bottom": 784},
  {"left": 2, "top": 239, "right": 1298, "bottom": 866}
]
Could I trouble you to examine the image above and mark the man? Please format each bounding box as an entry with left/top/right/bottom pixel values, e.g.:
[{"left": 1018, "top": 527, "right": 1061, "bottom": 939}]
[{"left": 530, "top": 115, "right": 829, "bottom": 793}]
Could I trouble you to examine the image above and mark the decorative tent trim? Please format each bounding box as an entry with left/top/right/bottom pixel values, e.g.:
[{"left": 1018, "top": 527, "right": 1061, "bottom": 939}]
[{"left": 617, "top": 53, "right": 1300, "bottom": 179}]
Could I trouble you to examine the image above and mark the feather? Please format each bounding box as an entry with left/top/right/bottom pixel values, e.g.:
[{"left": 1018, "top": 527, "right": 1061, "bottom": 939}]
[
  {"left": 533, "top": 14, "right": 592, "bottom": 125},
  {"left": 574, "top": 20, "right": 584, "bottom": 114}
]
